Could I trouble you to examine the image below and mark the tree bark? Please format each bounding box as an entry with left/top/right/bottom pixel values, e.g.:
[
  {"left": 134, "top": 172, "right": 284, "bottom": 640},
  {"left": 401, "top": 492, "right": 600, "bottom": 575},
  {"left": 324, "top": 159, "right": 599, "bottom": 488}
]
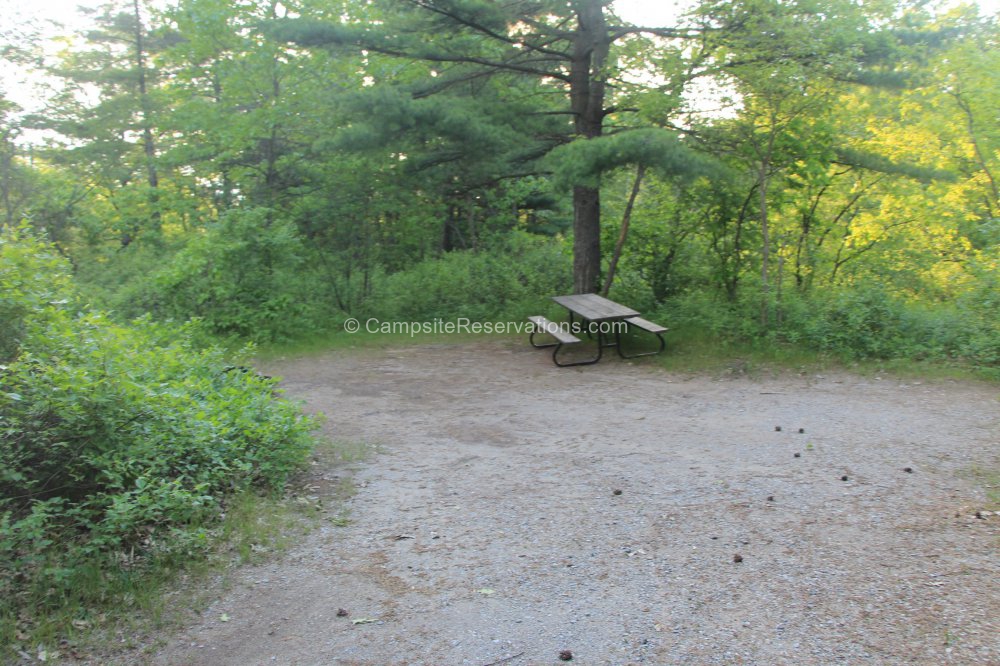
[
  {"left": 759, "top": 162, "right": 770, "bottom": 326},
  {"left": 572, "top": 185, "right": 601, "bottom": 294},
  {"left": 602, "top": 163, "right": 645, "bottom": 297},
  {"left": 1, "top": 129, "right": 13, "bottom": 227},
  {"left": 133, "top": 0, "right": 159, "bottom": 240},
  {"left": 569, "top": 0, "right": 610, "bottom": 294},
  {"left": 954, "top": 92, "right": 999, "bottom": 214}
]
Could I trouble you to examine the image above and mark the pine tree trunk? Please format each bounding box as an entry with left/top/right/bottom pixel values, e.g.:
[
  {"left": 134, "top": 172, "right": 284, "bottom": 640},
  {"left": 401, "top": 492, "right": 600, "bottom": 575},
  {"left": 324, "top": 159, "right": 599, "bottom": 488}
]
[
  {"left": 133, "top": 0, "right": 159, "bottom": 239},
  {"left": 573, "top": 185, "right": 601, "bottom": 294},
  {"left": 569, "top": 0, "right": 610, "bottom": 294}
]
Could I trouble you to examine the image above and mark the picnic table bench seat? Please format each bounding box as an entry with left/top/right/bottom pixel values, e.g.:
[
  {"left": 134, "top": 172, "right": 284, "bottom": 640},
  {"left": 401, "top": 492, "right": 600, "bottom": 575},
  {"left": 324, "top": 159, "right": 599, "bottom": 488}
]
[
  {"left": 620, "top": 316, "right": 668, "bottom": 358},
  {"left": 528, "top": 315, "right": 602, "bottom": 367},
  {"left": 528, "top": 315, "right": 580, "bottom": 345},
  {"left": 624, "top": 316, "right": 668, "bottom": 334}
]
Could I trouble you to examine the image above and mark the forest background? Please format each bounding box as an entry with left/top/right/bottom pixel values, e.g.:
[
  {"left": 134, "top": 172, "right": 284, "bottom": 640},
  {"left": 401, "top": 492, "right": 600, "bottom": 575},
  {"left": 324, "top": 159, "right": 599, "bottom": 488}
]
[{"left": 0, "top": 0, "right": 996, "bottom": 363}]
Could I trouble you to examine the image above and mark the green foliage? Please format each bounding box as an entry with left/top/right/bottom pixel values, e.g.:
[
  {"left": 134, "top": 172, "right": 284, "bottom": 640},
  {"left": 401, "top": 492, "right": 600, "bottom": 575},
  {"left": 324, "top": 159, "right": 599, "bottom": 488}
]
[
  {"left": 948, "top": 265, "right": 1000, "bottom": 366},
  {"left": 4, "top": 0, "right": 998, "bottom": 379},
  {"left": 0, "top": 225, "right": 75, "bottom": 363},
  {"left": 604, "top": 265, "right": 658, "bottom": 314},
  {"left": 784, "top": 287, "right": 915, "bottom": 359},
  {"left": 655, "top": 290, "right": 762, "bottom": 342},
  {"left": 120, "top": 208, "right": 333, "bottom": 342},
  {"left": 0, "top": 227, "right": 316, "bottom": 628},
  {"left": 546, "top": 129, "right": 721, "bottom": 190},
  {"left": 834, "top": 146, "right": 956, "bottom": 183},
  {"left": 781, "top": 287, "right": 1000, "bottom": 366},
  {"left": 657, "top": 283, "right": 1000, "bottom": 370},
  {"left": 363, "top": 232, "right": 571, "bottom": 322}
]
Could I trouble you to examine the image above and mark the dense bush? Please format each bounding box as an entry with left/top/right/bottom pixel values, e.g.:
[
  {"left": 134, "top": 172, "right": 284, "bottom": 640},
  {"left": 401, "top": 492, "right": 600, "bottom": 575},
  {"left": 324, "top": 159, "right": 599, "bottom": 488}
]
[
  {"left": 653, "top": 289, "right": 762, "bottom": 341},
  {"left": 0, "top": 227, "right": 316, "bottom": 613},
  {"left": 0, "top": 226, "right": 74, "bottom": 363},
  {"left": 790, "top": 288, "right": 912, "bottom": 359},
  {"left": 118, "top": 208, "right": 334, "bottom": 342},
  {"left": 951, "top": 266, "right": 1000, "bottom": 366},
  {"left": 779, "top": 286, "right": 995, "bottom": 365},
  {"left": 363, "top": 232, "right": 572, "bottom": 322},
  {"left": 658, "top": 283, "right": 1000, "bottom": 370},
  {"left": 603, "top": 266, "right": 659, "bottom": 315}
]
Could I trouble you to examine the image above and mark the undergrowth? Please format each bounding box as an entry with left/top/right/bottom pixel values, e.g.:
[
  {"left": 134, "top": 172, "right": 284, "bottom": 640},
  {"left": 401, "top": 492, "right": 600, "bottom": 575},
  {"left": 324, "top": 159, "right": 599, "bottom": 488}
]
[{"left": 0, "top": 227, "right": 321, "bottom": 661}]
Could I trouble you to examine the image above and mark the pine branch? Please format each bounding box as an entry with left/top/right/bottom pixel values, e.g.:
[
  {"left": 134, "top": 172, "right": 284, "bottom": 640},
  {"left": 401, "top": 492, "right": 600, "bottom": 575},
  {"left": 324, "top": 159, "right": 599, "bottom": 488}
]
[
  {"left": 608, "top": 26, "right": 705, "bottom": 41},
  {"left": 404, "top": 0, "right": 573, "bottom": 60}
]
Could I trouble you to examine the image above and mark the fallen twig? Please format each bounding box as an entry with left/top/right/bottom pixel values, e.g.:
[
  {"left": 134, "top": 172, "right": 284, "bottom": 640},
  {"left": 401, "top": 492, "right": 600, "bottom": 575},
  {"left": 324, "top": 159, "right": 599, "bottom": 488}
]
[{"left": 481, "top": 652, "right": 524, "bottom": 666}]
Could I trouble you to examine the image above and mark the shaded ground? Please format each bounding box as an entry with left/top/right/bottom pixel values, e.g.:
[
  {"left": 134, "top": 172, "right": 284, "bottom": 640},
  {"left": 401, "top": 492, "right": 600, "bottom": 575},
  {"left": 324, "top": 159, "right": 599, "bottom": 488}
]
[{"left": 148, "top": 339, "right": 997, "bottom": 665}]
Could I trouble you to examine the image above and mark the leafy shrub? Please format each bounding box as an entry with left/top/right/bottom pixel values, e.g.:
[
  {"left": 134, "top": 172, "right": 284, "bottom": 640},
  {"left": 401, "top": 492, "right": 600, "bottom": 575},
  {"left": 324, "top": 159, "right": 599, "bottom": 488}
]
[
  {"left": 604, "top": 266, "right": 658, "bottom": 314},
  {"left": 119, "top": 208, "right": 333, "bottom": 342},
  {"left": 363, "top": 232, "right": 571, "bottom": 322},
  {"left": 792, "top": 287, "right": 910, "bottom": 359},
  {"left": 777, "top": 286, "right": 995, "bottom": 366},
  {"left": 657, "top": 283, "right": 1000, "bottom": 370},
  {"left": 656, "top": 289, "right": 763, "bottom": 341},
  {"left": 0, "top": 227, "right": 316, "bottom": 615},
  {"left": 0, "top": 224, "right": 74, "bottom": 363},
  {"left": 951, "top": 266, "right": 1000, "bottom": 367}
]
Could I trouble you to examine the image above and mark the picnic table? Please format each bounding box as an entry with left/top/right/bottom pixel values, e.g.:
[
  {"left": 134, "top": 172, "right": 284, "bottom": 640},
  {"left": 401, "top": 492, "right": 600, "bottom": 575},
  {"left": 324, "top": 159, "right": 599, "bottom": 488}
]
[{"left": 529, "top": 293, "right": 667, "bottom": 367}]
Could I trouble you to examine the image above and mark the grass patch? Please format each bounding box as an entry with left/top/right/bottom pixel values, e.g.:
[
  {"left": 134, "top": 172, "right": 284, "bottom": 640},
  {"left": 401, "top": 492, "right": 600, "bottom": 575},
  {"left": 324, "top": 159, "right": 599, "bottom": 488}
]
[
  {"left": 261, "top": 323, "right": 1000, "bottom": 385},
  {"left": 2, "top": 492, "right": 295, "bottom": 662},
  {"left": 986, "top": 474, "right": 1000, "bottom": 511},
  {"left": 653, "top": 326, "right": 837, "bottom": 376},
  {"left": 845, "top": 357, "right": 1000, "bottom": 384},
  {"left": 254, "top": 329, "right": 398, "bottom": 360},
  {"left": 966, "top": 466, "right": 1000, "bottom": 512},
  {"left": 655, "top": 325, "right": 999, "bottom": 383},
  {"left": 254, "top": 327, "right": 512, "bottom": 361},
  {"left": 1, "top": 437, "right": 369, "bottom": 665}
]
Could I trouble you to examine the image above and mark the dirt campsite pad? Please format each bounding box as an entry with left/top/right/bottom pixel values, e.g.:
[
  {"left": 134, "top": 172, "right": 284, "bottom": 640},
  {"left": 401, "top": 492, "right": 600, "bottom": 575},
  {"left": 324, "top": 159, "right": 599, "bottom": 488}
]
[{"left": 147, "top": 339, "right": 999, "bottom": 665}]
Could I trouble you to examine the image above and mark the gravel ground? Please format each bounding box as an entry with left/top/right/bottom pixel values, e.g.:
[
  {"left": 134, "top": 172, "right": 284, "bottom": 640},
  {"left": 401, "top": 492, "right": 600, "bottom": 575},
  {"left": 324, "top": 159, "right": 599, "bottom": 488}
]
[{"left": 142, "top": 339, "right": 997, "bottom": 665}]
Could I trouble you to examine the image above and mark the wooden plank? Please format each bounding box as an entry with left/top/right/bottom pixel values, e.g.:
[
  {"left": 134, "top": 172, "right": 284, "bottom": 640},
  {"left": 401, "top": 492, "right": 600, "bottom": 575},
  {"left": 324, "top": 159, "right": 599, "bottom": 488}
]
[
  {"left": 625, "top": 316, "right": 668, "bottom": 334},
  {"left": 528, "top": 316, "right": 581, "bottom": 344},
  {"left": 552, "top": 293, "right": 639, "bottom": 321}
]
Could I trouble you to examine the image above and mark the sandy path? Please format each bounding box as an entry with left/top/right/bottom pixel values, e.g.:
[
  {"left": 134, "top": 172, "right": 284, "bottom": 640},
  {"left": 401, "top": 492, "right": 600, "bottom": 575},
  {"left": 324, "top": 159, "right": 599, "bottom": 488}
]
[{"left": 148, "top": 339, "right": 998, "bottom": 665}]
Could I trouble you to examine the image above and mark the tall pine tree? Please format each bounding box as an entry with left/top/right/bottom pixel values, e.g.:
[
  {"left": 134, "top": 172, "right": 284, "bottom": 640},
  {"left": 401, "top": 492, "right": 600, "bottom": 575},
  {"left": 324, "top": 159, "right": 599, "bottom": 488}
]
[{"left": 274, "top": 0, "right": 706, "bottom": 293}]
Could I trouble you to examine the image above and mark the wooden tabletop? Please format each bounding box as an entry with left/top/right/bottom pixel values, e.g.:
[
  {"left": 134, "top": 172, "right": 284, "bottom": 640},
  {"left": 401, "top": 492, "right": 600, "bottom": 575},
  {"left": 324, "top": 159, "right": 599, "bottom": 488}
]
[{"left": 552, "top": 293, "right": 640, "bottom": 322}]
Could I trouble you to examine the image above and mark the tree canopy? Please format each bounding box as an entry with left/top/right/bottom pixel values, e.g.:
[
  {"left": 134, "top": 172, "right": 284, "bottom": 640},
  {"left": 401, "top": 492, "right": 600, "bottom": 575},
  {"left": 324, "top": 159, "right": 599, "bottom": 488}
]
[{"left": 0, "top": 0, "right": 996, "bottom": 361}]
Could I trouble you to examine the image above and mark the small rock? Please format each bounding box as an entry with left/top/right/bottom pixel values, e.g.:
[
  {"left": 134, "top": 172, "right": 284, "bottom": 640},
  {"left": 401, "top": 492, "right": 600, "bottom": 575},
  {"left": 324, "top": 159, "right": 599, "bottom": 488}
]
[
  {"left": 798, "top": 428, "right": 805, "bottom": 434},
  {"left": 794, "top": 452, "right": 801, "bottom": 458},
  {"left": 903, "top": 467, "right": 913, "bottom": 473},
  {"left": 559, "top": 649, "right": 574, "bottom": 661},
  {"left": 733, "top": 554, "right": 743, "bottom": 563},
  {"left": 975, "top": 511, "right": 984, "bottom": 520},
  {"left": 767, "top": 495, "right": 775, "bottom": 502},
  {"left": 775, "top": 426, "right": 782, "bottom": 432},
  {"left": 841, "top": 475, "right": 849, "bottom": 481},
  {"left": 336, "top": 609, "right": 349, "bottom": 617},
  {"left": 613, "top": 489, "right": 622, "bottom": 496}
]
